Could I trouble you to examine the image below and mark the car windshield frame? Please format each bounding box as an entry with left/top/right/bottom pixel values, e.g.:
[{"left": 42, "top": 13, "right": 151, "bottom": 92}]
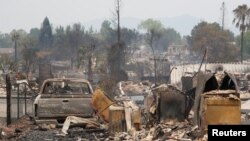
[{"left": 42, "top": 80, "right": 91, "bottom": 95}]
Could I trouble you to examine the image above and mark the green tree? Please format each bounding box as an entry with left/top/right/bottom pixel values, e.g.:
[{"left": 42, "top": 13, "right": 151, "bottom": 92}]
[
  {"left": 236, "top": 31, "right": 250, "bottom": 58},
  {"left": 138, "top": 18, "right": 164, "bottom": 83},
  {"left": 0, "top": 54, "right": 15, "bottom": 73},
  {"left": 39, "top": 17, "right": 53, "bottom": 49},
  {"left": 100, "top": 20, "right": 116, "bottom": 45},
  {"left": 29, "top": 28, "right": 40, "bottom": 46},
  {"left": 189, "top": 21, "right": 238, "bottom": 62},
  {"left": 244, "top": 31, "right": 250, "bottom": 56},
  {"left": 158, "top": 28, "right": 182, "bottom": 51},
  {"left": 66, "top": 23, "right": 85, "bottom": 66},
  {"left": 30, "top": 28, "right": 40, "bottom": 39},
  {"left": 20, "top": 35, "right": 38, "bottom": 77},
  {"left": 78, "top": 28, "right": 97, "bottom": 81},
  {"left": 120, "top": 28, "right": 141, "bottom": 61},
  {"left": 0, "top": 33, "right": 12, "bottom": 48},
  {"left": 120, "top": 28, "right": 139, "bottom": 46},
  {"left": 233, "top": 4, "right": 250, "bottom": 63},
  {"left": 53, "top": 26, "right": 71, "bottom": 60}
]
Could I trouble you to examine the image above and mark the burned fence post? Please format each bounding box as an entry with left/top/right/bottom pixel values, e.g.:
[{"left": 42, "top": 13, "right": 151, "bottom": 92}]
[
  {"left": 17, "top": 84, "right": 20, "bottom": 119},
  {"left": 6, "top": 74, "right": 11, "bottom": 125},
  {"left": 24, "top": 84, "right": 27, "bottom": 114}
]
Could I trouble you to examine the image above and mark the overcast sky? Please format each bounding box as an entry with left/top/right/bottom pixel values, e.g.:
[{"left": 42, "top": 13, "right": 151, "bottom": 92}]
[{"left": 0, "top": 0, "right": 249, "bottom": 33}]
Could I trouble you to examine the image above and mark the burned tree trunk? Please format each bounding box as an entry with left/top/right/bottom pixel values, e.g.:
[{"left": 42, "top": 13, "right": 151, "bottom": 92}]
[{"left": 108, "top": 42, "right": 128, "bottom": 83}]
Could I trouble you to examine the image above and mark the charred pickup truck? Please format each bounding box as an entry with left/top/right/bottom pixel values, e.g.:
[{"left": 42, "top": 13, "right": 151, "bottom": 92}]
[{"left": 33, "top": 78, "right": 94, "bottom": 124}]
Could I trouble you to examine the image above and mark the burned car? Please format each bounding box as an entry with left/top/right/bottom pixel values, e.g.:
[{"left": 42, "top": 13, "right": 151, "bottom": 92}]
[{"left": 33, "top": 78, "right": 94, "bottom": 124}]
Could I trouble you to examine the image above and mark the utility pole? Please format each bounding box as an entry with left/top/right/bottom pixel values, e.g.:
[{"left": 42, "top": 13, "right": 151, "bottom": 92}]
[{"left": 220, "top": 2, "right": 225, "bottom": 31}]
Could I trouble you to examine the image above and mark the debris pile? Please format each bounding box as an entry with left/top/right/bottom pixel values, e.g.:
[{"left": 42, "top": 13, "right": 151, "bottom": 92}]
[
  {"left": 105, "top": 120, "right": 207, "bottom": 141},
  {"left": 61, "top": 116, "right": 104, "bottom": 135},
  {"left": 0, "top": 117, "right": 210, "bottom": 141},
  {"left": 193, "top": 71, "right": 241, "bottom": 130},
  {"left": 241, "top": 99, "right": 250, "bottom": 124},
  {"left": 118, "top": 81, "right": 151, "bottom": 96},
  {"left": 116, "top": 81, "right": 152, "bottom": 107},
  {"left": 1, "top": 115, "right": 36, "bottom": 139},
  {"left": 1, "top": 72, "right": 249, "bottom": 140},
  {"left": 149, "top": 84, "right": 195, "bottom": 122},
  {"left": 91, "top": 88, "right": 141, "bottom": 133}
]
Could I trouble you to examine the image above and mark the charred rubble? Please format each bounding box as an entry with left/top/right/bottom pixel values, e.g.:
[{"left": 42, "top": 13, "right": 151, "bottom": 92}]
[{"left": 0, "top": 71, "right": 249, "bottom": 141}]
